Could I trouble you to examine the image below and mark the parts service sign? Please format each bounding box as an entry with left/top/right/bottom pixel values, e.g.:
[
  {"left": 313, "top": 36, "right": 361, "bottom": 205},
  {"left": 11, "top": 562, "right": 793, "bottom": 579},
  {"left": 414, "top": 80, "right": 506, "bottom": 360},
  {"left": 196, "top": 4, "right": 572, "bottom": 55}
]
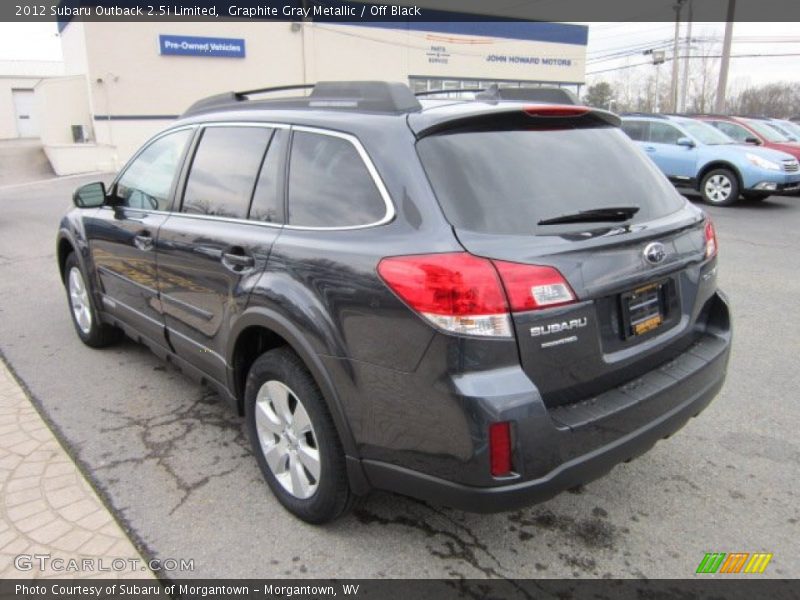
[{"left": 159, "top": 35, "right": 245, "bottom": 58}]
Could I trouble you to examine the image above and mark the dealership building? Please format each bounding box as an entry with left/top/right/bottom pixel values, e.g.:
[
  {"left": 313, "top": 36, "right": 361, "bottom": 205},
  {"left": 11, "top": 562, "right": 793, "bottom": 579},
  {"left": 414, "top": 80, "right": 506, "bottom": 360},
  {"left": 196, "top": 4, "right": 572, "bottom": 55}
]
[{"left": 25, "top": 17, "right": 587, "bottom": 174}]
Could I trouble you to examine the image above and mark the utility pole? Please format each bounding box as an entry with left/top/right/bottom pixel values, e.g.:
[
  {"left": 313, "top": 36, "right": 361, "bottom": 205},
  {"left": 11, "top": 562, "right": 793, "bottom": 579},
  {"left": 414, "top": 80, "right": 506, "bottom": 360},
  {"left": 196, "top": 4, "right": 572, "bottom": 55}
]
[
  {"left": 670, "top": 0, "right": 686, "bottom": 112},
  {"left": 715, "top": 0, "right": 736, "bottom": 113},
  {"left": 679, "top": 0, "right": 693, "bottom": 112},
  {"left": 644, "top": 49, "right": 667, "bottom": 112}
]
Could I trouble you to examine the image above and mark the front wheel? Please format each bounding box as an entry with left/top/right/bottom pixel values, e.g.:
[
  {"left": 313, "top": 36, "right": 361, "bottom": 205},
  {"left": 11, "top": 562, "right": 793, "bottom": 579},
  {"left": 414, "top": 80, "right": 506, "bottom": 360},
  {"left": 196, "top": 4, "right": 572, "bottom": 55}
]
[
  {"left": 245, "top": 347, "right": 353, "bottom": 524},
  {"left": 700, "top": 169, "right": 740, "bottom": 206},
  {"left": 64, "top": 253, "right": 121, "bottom": 347}
]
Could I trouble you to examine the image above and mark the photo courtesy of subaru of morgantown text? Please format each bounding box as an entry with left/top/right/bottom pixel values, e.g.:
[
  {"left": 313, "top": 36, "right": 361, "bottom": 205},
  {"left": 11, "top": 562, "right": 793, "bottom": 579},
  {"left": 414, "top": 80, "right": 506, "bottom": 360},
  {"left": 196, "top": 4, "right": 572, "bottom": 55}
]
[{"left": 57, "top": 81, "right": 730, "bottom": 524}]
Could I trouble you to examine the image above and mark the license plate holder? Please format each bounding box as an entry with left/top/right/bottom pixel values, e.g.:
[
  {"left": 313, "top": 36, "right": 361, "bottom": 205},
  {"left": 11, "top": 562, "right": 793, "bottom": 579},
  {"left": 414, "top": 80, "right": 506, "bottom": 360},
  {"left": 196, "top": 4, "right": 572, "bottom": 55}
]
[{"left": 620, "top": 280, "right": 668, "bottom": 338}]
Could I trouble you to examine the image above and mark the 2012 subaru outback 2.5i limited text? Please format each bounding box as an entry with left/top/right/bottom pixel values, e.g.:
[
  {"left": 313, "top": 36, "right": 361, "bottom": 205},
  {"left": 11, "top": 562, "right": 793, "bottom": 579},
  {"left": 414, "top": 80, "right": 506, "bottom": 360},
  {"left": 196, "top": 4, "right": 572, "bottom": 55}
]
[{"left": 56, "top": 82, "right": 731, "bottom": 523}]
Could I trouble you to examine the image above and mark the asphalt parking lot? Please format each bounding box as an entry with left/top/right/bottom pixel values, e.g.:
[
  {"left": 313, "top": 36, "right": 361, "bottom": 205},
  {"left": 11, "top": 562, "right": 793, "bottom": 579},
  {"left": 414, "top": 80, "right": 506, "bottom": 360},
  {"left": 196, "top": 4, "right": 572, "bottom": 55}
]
[{"left": 0, "top": 174, "right": 798, "bottom": 580}]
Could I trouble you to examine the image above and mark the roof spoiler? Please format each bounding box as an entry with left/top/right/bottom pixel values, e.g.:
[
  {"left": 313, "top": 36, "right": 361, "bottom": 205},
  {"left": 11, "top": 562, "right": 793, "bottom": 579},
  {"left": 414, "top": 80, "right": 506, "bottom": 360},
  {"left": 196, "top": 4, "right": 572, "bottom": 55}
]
[
  {"left": 181, "top": 81, "right": 422, "bottom": 117},
  {"left": 410, "top": 105, "right": 621, "bottom": 139}
]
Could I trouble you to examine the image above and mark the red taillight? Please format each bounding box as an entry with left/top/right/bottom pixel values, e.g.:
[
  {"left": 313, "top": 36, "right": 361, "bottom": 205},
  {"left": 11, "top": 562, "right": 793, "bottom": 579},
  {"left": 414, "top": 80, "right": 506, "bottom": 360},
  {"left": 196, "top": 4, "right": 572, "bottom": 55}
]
[
  {"left": 377, "top": 252, "right": 577, "bottom": 337},
  {"left": 377, "top": 253, "right": 512, "bottom": 337},
  {"left": 524, "top": 105, "right": 590, "bottom": 118},
  {"left": 489, "top": 422, "right": 512, "bottom": 477},
  {"left": 705, "top": 219, "right": 718, "bottom": 259},
  {"left": 493, "top": 261, "right": 576, "bottom": 311}
]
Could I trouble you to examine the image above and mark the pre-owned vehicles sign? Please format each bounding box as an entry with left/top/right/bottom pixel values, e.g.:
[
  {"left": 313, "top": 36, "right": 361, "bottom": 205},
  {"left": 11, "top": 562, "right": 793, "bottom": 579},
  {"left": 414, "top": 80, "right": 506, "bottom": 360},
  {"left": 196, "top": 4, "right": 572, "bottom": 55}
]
[{"left": 158, "top": 35, "right": 245, "bottom": 58}]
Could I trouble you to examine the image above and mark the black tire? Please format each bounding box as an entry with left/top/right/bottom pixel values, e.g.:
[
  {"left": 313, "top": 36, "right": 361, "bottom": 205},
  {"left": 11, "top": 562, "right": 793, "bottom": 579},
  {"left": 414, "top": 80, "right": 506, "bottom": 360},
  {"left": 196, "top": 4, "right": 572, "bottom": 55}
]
[
  {"left": 63, "top": 253, "right": 122, "bottom": 348},
  {"left": 700, "top": 168, "right": 740, "bottom": 206},
  {"left": 245, "top": 347, "right": 353, "bottom": 524}
]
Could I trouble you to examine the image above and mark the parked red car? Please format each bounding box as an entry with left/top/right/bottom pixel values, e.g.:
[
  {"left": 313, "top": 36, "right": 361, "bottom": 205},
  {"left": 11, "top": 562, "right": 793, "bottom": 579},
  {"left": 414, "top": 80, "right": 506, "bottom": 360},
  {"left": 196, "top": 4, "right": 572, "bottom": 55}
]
[{"left": 693, "top": 114, "right": 800, "bottom": 162}]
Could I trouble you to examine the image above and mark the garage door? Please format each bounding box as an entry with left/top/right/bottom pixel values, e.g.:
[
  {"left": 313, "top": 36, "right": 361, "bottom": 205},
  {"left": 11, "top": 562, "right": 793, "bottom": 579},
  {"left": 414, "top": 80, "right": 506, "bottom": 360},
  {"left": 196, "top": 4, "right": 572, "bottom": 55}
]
[{"left": 12, "top": 89, "right": 38, "bottom": 138}]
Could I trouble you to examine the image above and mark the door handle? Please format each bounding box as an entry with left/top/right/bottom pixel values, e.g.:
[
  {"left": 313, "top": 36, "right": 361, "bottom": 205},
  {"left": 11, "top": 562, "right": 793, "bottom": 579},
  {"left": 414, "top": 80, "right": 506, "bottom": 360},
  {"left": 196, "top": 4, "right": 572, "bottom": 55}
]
[
  {"left": 221, "top": 249, "right": 255, "bottom": 270},
  {"left": 133, "top": 232, "right": 154, "bottom": 251},
  {"left": 644, "top": 146, "right": 656, "bottom": 152}
]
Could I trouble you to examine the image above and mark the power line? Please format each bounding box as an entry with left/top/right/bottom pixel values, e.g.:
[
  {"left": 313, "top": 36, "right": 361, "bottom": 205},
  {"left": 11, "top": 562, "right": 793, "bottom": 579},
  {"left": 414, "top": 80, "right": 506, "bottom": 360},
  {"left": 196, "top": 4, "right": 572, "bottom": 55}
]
[{"left": 586, "top": 52, "right": 800, "bottom": 76}]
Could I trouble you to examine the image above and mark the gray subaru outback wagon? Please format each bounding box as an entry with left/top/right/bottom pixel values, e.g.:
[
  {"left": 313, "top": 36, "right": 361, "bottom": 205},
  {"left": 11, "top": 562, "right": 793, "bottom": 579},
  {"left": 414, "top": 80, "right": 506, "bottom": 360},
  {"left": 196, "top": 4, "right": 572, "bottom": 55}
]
[{"left": 57, "top": 82, "right": 731, "bottom": 523}]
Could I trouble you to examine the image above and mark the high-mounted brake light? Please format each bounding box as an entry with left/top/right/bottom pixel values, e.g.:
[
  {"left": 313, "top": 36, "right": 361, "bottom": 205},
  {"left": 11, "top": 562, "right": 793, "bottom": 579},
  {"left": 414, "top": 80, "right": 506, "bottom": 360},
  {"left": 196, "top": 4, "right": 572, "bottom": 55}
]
[
  {"left": 524, "top": 105, "right": 590, "bottom": 118},
  {"left": 489, "top": 422, "right": 512, "bottom": 477},
  {"left": 377, "top": 252, "right": 577, "bottom": 338},
  {"left": 704, "top": 218, "right": 718, "bottom": 259}
]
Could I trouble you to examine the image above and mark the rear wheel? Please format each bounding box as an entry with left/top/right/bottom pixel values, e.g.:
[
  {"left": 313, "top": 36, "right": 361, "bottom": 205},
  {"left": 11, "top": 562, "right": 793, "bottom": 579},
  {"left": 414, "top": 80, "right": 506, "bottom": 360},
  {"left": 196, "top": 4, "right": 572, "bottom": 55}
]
[
  {"left": 64, "top": 253, "right": 121, "bottom": 347},
  {"left": 245, "top": 347, "right": 353, "bottom": 523},
  {"left": 700, "top": 169, "right": 740, "bottom": 206}
]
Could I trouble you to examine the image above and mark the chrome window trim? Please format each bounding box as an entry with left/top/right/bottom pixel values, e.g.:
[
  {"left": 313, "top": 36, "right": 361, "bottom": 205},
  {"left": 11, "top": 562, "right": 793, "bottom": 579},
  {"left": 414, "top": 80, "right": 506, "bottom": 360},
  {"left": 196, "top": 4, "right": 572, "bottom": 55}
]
[
  {"left": 286, "top": 125, "right": 396, "bottom": 231},
  {"left": 111, "top": 124, "right": 199, "bottom": 190},
  {"left": 107, "top": 121, "right": 396, "bottom": 232},
  {"left": 97, "top": 206, "right": 285, "bottom": 230}
]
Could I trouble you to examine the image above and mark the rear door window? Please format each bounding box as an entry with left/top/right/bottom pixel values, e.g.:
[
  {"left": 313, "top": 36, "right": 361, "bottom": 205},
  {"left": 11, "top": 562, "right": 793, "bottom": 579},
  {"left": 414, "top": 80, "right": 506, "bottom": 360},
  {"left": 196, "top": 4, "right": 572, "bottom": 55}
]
[
  {"left": 417, "top": 126, "right": 684, "bottom": 236},
  {"left": 182, "top": 126, "right": 272, "bottom": 219},
  {"left": 621, "top": 120, "right": 649, "bottom": 141},
  {"left": 648, "top": 122, "right": 683, "bottom": 145},
  {"left": 249, "top": 129, "right": 288, "bottom": 224},
  {"left": 287, "top": 131, "right": 386, "bottom": 228}
]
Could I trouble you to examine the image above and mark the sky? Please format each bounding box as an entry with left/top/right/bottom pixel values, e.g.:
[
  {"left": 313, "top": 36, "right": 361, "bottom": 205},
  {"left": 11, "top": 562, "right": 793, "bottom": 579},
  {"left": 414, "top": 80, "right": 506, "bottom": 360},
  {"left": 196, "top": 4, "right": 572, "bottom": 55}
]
[
  {"left": 582, "top": 21, "right": 800, "bottom": 89},
  {"left": 1, "top": 21, "right": 798, "bottom": 89}
]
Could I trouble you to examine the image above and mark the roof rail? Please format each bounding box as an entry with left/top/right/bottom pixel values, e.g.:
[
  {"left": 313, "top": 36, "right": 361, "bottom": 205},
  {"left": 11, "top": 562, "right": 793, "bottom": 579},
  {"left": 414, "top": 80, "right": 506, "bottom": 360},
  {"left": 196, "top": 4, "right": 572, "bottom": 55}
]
[
  {"left": 181, "top": 81, "right": 422, "bottom": 117},
  {"left": 234, "top": 83, "right": 315, "bottom": 98},
  {"left": 415, "top": 88, "right": 487, "bottom": 97},
  {"left": 683, "top": 113, "right": 729, "bottom": 118},
  {"left": 618, "top": 112, "right": 668, "bottom": 119}
]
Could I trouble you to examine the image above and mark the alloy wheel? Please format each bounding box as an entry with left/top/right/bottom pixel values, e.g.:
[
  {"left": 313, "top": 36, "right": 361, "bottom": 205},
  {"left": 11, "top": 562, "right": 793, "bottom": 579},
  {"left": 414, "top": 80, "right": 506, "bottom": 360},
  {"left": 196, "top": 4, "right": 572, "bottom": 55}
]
[
  {"left": 705, "top": 174, "right": 732, "bottom": 203},
  {"left": 68, "top": 267, "right": 92, "bottom": 335},
  {"left": 254, "top": 380, "right": 321, "bottom": 499}
]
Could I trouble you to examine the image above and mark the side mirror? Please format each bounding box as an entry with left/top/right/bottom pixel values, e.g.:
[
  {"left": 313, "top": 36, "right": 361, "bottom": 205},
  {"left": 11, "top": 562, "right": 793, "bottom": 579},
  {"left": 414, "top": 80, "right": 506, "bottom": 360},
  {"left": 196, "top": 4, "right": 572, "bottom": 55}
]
[
  {"left": 73, "top": 182, "right": 107, "bottom": 208},
  {"left": 676, "top": 137, "right": 696, "bottom": 148},
  {"left": 744, "top": 136, "right": 761, "bottom": 145}
]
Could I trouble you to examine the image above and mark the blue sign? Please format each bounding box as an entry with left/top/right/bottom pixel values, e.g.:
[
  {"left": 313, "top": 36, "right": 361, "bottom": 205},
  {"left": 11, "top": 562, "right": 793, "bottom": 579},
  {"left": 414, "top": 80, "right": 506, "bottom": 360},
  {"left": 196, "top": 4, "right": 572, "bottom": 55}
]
[{"left": 159, "top": 35, "right": 246, "bottom": 58}]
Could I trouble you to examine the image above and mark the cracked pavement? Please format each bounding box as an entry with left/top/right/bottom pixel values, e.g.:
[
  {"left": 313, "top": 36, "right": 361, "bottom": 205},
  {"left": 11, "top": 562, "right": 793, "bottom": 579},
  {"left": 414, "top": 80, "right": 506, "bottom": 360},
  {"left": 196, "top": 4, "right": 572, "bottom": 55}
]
[{"left": 0, "top": 175, "right": 798, "bottom": 580}]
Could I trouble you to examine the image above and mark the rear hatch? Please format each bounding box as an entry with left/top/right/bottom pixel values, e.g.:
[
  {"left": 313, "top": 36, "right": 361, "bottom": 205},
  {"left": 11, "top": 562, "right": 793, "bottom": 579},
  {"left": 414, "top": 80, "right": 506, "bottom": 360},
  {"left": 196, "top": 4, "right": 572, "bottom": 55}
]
[{"left": 414, "top": 105, "right": 714, "bottom": 407}]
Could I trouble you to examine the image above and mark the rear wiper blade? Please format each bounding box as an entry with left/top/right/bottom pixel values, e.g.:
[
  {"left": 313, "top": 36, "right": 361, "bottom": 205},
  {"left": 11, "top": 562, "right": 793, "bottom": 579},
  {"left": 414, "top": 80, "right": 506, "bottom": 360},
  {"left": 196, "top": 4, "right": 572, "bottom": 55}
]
[{"left": 537, "top": 206, "right": 640, "bottom": 226}]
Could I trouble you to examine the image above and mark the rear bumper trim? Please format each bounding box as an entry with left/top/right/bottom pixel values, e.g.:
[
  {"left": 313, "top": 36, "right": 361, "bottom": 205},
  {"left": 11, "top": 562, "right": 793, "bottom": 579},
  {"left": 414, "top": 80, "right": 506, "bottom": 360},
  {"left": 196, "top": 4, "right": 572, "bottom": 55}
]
[{"left": 361, "top": 328, "right": 729, "bottom": 513}]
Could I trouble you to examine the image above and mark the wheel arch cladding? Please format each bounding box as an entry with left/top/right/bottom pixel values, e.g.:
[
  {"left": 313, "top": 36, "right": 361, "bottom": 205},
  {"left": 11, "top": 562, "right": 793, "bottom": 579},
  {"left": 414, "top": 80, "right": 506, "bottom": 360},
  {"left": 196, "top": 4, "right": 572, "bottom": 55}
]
[
  {"left": 227, "top": 308, "right": 360, "bottom": 458},
  {"left": 698, "top": 161, "right": 743, "bottom": 191},
  {"left": 57, "top": 235, "right": 76, "bottom": 283}
]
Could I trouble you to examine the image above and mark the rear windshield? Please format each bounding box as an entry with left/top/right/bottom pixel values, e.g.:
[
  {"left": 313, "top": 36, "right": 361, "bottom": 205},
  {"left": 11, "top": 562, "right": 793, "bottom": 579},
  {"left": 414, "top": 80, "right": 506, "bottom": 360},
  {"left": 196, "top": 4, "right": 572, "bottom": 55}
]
[{"left": 417, "top": 126, "right": 685, "bottom": 235}]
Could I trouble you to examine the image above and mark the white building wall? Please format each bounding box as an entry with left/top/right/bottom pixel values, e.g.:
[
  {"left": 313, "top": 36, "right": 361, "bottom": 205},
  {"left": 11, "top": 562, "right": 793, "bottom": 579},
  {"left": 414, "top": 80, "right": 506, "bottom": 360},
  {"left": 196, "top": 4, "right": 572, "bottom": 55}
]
[
  {"left": 51, "top": 20, "right": 586, "bottom": 170},
  {"left": 0, "top": 61, "right": 64, "bottom": 140},
  {"left": 34, "top": 74, "right": 117, "bottom": 175},
  {"left": 0, "top": 78, "right": 36, "bottom": 139}
]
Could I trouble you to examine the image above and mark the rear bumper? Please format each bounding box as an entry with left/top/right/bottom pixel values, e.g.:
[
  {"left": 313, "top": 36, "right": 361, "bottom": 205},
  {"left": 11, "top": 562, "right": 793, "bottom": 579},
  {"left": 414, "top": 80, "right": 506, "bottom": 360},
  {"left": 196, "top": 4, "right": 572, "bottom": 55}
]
[{"left": 361, "top": 294, "right": 731, "bottom": 513}]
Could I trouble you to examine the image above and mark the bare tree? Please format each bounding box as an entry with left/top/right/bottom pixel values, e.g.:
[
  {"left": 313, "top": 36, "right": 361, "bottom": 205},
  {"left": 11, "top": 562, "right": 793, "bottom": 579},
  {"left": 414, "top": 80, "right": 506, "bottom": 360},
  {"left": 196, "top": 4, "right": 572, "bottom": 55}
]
[
  {"left": 727, "top": 82, "right": 800, "bottom": 117},
  {"left": 685, "top": 37, "right": 720, "bottom": 114}
]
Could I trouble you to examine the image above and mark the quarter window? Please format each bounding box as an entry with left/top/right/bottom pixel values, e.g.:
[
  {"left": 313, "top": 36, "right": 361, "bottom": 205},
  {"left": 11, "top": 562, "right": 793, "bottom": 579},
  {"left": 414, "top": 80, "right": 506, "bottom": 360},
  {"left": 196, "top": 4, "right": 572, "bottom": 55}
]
[
  {"left": 287, "top": 131, "right": 386, "bottom": 228},
  {"left": 182, "top": 127, "right": 272, "bottom": 219},
  {"left": 116, "top": 129, "right": 192, "bottom": 210}
]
